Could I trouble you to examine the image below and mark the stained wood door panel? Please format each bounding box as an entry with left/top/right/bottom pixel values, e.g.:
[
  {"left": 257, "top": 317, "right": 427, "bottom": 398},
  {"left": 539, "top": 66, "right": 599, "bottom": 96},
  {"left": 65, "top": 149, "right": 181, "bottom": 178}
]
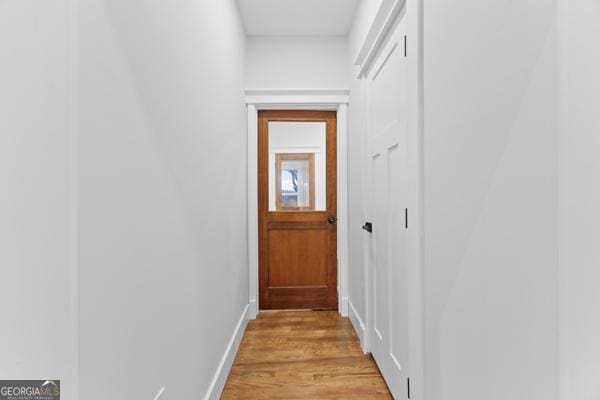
[
  {"left": 258, "top": 110, "right": 337, "bottom": 310},
  {"left": 267, "top": 220, "right": 325, "bottom": 230},
  {"left": 268, "top": 229, "right": 327, "bottom": 287},
  {"left": 262, "top": 287, "right": 330, "bottom": 310}
]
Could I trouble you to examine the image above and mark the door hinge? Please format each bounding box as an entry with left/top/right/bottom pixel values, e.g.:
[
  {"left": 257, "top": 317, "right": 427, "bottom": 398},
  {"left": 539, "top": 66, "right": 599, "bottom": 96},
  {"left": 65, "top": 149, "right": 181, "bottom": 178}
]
[
  {"left": 407, "top": 377, "right": 411, "bottom": 399},
  {"left": 404, "top": 35, "right": 407, "bottom": 57},
  {"left": 405, "top": 208, "right": 408, "bottom": 229}
]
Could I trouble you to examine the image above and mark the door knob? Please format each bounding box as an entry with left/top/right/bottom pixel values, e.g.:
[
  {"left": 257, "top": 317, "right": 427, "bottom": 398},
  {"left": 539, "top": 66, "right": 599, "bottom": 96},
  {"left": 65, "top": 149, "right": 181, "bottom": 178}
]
[
  {"left": 362, "top": 222, "right": 373, "bottom": 233},
  {"left": 328, "top": 216, "right": 337, "bottom": 224}
]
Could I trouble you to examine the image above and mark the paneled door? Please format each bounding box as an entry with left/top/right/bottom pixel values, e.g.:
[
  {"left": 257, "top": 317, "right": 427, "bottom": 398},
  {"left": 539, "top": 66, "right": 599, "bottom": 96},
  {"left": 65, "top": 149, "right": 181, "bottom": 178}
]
[
  {"left": 258, "top": 110, "right": 338, "bottom": 310},
  {"left": 365, "top": 15, "right": 411, "bottom": 399}
]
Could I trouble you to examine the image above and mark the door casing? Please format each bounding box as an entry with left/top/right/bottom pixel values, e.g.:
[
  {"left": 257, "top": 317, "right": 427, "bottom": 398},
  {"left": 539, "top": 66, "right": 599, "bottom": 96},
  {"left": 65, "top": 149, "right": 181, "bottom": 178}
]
[{"left": 245, "top": 90, "right": 350, "bottom": 318}]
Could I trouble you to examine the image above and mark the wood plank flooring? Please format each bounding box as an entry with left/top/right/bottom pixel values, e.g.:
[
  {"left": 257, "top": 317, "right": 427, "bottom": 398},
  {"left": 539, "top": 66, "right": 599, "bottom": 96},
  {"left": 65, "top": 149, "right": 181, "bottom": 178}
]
[{"left": 221, "top": 310, "right": 392, "bottom": 399}]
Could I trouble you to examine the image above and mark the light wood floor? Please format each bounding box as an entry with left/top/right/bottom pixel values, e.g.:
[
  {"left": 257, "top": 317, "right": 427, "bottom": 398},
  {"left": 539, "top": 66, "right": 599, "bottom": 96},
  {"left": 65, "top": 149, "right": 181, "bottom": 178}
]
[{"left": 221, "top": 310, "right": 392, "bottom": 399}]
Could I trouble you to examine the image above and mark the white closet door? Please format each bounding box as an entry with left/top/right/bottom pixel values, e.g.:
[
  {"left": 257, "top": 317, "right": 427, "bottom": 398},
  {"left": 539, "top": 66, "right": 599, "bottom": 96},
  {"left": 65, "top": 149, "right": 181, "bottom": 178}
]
[{"left": 366, "top": 15, "right": 411, "bottom": 399}]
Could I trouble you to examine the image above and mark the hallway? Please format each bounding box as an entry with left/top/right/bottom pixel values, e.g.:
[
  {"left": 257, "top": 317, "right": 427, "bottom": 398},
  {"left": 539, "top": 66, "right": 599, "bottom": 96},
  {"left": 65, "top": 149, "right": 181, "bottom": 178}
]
[
  {"left": 3, "top": 0, "right": 600, "bottom": 399},
  {"left": 222, "top": 311, "right": 391, "bottom": 399}
]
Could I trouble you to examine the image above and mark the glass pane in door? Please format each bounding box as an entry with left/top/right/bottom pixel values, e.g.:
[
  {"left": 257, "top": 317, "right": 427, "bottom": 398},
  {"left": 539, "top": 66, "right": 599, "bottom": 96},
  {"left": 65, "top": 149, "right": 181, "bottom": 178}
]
[{"left": 268, "top": 121, "right": 326, "bottom": 211}]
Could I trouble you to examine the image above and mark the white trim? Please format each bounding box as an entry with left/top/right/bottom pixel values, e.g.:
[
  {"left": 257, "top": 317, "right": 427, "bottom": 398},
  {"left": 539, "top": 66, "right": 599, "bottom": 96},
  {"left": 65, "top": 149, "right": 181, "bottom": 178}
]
[
  {"left": 246, "top": 88, "right": 350, "bottom": 97},
  {"left": 349, "top": 300, "right": 368, "bottom": 353},
  {"left": 248, "top": 299, "right": 258, "bottom": 320},
  {"left": 337, "top": 103, "right": 349, "bottom": 317},
  {"left": 68, "top": 0, "right": 79, "bottom": 397},
  {"left": 246, "top": 89, "right": 349, "bottom": 317},
  {"left": 354, "top": 0, "right": 407, "bottom": 78},
  {"left": 407, "top": 1, "right": 425, "bottom": 398},
  {"left": 557, "top": 0, "right": 569, "bottom": 398},
  {"left": 153, "top": 387, "right": 165, "bottom": 400},
  {"left": 247, "top": 105, "right": 259, "bottom": 320},
  {"left": 245, "top": 88, "right": 349, "bottom": 108},
  {"left": 341, "top": 297, "right": 349, "bottom": 318},
  {"left": 204, "top": 304, "right": 249, "bottom": 400}
]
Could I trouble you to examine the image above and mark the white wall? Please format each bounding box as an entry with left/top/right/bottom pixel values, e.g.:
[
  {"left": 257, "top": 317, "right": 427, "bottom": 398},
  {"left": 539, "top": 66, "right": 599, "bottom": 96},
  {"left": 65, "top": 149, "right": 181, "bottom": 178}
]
[
  {"left": 558, "top": 0, "right": 600, "bottom": 398},
  {"left": 349, "top": 0, "right": 560, "bottom": 397},
  {"left": 348, "top": 2, "right": 600, "bottom": 400},
  {"left": 423, "top": 0, "right": 559, "bottom": 399},
  {"left": 347, "top": 0, "right": 382, "bottom": 60},
  {"left": 0, "top": 1, "right": 75, "bottom": 398},
  {"left": 77, "top": 0, "right": 248, "bottom": 398},
  {"left": 246, "top": 36, "right": 348, "bottom": 89}
]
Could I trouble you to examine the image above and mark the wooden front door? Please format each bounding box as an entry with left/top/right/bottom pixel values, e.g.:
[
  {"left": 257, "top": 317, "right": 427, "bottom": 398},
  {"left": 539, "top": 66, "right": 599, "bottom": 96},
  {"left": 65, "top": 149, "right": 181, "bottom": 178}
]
[{"left": 258, "top": 110, "right": 337, "bottom": 310}]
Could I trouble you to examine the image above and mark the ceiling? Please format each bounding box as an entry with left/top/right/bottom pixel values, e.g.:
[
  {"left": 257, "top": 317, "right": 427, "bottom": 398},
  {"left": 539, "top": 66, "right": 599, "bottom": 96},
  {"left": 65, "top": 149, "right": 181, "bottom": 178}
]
[{"left": 238, "top": 0, "right": 359, "bottom": 36}]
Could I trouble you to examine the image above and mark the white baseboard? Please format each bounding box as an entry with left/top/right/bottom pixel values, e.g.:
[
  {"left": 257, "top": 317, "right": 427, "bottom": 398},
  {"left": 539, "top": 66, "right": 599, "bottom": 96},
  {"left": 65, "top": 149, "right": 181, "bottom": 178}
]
[
  {"left": 204, "top": 304, "right": 249, "bottom": 400},
  {"left": 153, "top": 387, "right": 165, "bottom": 400},
  {"left": 349, "top": 300, "right": 368, "bottom": 353}
]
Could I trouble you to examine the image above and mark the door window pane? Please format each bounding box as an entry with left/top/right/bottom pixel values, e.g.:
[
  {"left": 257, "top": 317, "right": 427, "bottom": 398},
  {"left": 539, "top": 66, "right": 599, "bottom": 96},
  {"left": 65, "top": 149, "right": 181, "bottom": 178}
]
[
  {"left": 268, "top": 121, "right": 326, "bottom": 211},
  {"left": 276, "top": 154, "right": 314, "bottom": 210}
]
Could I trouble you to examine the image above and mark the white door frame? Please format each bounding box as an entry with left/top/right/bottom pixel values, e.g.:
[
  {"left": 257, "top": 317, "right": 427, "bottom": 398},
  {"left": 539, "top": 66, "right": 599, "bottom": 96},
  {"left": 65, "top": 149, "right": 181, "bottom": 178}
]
[{"left": 245, "top": 88, "right": 350, "bottom": 319}]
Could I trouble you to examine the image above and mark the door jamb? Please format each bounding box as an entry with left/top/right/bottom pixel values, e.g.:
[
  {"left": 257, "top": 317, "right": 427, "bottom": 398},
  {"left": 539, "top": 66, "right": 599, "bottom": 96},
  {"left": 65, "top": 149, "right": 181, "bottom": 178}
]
[{"left": 245, "top": 89, "right": 350, "bottom": 319}]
